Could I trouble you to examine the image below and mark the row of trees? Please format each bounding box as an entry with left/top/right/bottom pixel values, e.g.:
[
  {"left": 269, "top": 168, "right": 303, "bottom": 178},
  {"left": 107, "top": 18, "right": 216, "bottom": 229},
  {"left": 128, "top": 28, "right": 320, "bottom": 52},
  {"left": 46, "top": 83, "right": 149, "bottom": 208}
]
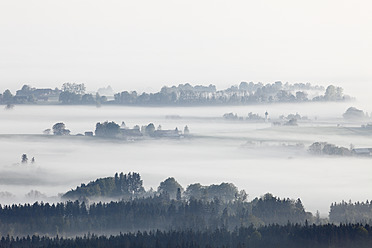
[
  {"left": 113, "top": 83, "right": 346, "bottom": 106},
  {"left": 0, "top": 82, "right": 348, "bottom": 106},
  {"left": 59, "top": 91, "right": 107, "bottom": 105},
  {"left": 62, "top": 173, "right": 247, "bottom": 203},
  {"left": 308, "top": 142, "right": 352, "bottom": 156},
  {"left": 58, "top": 83, "right": 107, "bottom": 104},
  {"left": 63, "top": 173, "right": 372, "bottom": 225},
  {"left": 330, "top": 200, "right": 372, "bottom": 224},
  {"left": 21, "top": 154, "right": 35, "bottom": 164},
  {"left": 43, "top": 121, "right": 187, "bottom": 138},
  {"left": 0, "top": 194, "right": 311, "bottom": 236},
  {"left": 62, "top": 172, "right": 145, "bottom": 200},
  {"left": 1, "top": 223, "right": 371, "bottom": 247},
  {"left": 0, "top": 83, "right": 107, "bottom": 105}
]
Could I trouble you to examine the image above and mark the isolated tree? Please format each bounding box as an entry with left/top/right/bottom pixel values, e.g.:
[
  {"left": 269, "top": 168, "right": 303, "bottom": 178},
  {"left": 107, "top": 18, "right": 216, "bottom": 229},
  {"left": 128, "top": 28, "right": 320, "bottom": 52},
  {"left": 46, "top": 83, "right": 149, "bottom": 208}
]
[
  {"left": 145, "top": 123, "right": 155, "bottom": 135},
  {"left": 53, "top": 122, "right": 65, "bottom": 135},
  {"left": 21, "top": 154, "right": 28, "bottom": 163},
  {"left": 184, "top": 125, "right": 190, "bottom": 135},
  {"left": 52, "top": 122, "right": 70, "bottom": 135},
  {"left": 343, "top": 107, "right": 365, "bottom": 120}
]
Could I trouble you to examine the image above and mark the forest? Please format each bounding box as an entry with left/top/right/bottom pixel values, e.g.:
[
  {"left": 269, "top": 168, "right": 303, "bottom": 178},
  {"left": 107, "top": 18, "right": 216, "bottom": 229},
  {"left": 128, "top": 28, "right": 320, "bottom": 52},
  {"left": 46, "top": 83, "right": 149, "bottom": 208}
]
[
  {"left": 62, "top": 173, "right": 245, "bottom": 203},
  {"left": 0, "top": 172, "right": 312, "bottom": 237},
  {"left": 330, "top": 200, "right": 372, "bottom": 224},
  {"left": 0, "top": 195, "right": 311, "bottom": 237},
  {"left": 1, "top": 172, "right": 371, "bottom": 239},
  {"left": 0, "top": 224, "right": 371, "bottom": 248}
]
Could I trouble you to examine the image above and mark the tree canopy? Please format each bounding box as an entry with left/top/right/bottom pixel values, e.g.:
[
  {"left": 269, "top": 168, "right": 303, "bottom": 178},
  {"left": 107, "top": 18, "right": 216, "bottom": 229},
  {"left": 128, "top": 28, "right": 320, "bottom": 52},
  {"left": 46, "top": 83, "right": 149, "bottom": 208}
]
[
  {"left": 52, "top": 122, "right": 70, "bottom": 135},
  {"left": 95, "top": 121, "right": 120, "bottom": 138},
  {"left": 158, "top": 177, "right": 184, "bottom": 199},
  {"left": 343, "top": 107, "right": 365, "bottom": 120}
]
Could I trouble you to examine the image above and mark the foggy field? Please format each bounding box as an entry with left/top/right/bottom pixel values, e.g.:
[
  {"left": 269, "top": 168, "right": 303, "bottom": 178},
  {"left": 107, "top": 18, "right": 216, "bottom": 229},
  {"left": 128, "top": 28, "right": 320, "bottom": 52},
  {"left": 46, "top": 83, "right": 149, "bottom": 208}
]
[{"left": 0, "top": 102, "right": 371, "bottom": 216}]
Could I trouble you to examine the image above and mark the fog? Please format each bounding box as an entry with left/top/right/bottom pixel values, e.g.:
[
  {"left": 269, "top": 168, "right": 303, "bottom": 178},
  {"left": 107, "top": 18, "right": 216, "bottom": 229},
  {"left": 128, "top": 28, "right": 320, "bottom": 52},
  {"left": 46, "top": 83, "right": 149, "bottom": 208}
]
[
  {"left": 0, "top": 102, "right": 371, "bottom": 216},
  {"left": 1, "top": 1, "right": 371, "bottom": 94}
]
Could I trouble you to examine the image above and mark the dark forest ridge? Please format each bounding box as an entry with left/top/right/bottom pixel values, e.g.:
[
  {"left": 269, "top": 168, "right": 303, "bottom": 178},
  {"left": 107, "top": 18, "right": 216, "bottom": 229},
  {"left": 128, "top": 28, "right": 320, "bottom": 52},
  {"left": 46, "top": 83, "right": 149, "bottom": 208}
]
[
  {"left": 1, "top": 81, "right": 351, "bottom": 106},
  {"left": 2, "top": 224, "right": 372, "bottom": 248},
  {"left": 0, "top": 172, "right": 371, "bottom": 238}
]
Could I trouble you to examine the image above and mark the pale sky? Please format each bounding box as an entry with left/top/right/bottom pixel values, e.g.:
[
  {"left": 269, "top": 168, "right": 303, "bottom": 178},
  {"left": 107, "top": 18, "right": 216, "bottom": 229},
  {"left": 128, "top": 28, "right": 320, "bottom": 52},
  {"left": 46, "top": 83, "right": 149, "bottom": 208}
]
[{"left": 0, "top": 0, "right": 371, "bottom": 96}]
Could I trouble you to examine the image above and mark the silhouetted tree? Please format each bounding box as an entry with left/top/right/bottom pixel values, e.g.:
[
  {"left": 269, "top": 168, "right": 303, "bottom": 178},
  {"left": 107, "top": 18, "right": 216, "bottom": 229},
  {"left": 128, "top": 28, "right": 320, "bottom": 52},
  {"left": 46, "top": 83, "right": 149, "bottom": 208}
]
[
  {"left": 176, "top": 188, "right": 182, "bottom": 201},
  {"left": 2, "top": 89, "right": 13, "bottom": 103},
  {"left": 95, "top": 121, "right": 120, "bottom": 138},
  {"left": 21, "top": 154, "right": 28, "bottom": 163},
  {"left": 145, "top": 123, "right": 155, "bottom": 135},
  {"left": 52, "top": 122, "right": 70, "bottom": 135},
  {"left": 343, "top": 107, "right": 365, "bottom": 120},
  {"left": 183, "top": 125, "right": 190, "bottom": 135}
]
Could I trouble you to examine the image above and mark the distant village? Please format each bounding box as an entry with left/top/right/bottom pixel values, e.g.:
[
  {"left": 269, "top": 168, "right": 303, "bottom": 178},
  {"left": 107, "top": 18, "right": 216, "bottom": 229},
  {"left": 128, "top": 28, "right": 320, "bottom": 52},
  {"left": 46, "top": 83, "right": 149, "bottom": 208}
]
[
  {"left": 45, "top": 121, "right": 190, "bottom": 140},
  {"left": 18, "top": 122, "right": 189, "bottom": 165}
]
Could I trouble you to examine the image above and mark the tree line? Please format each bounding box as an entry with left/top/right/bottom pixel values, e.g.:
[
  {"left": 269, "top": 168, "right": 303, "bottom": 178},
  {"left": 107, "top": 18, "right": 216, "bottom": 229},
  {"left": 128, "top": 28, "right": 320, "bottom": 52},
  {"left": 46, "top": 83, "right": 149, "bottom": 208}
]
[
  {"left": 62, "top": 173, "right": 247, "bottom": 203},
  {"left": 0, "top": 193, "right": 310, "bottom": 237},
  {"left": 113, "top": 82, "right": 346, "bottom": 106},
  {"left": 0, "top": 224, "right": 371, "bottom": 248},
  {"left": 330, "top": 200, "right": 372, "bottom": 224},
  {"left": 62, "top": 172, "right": 145, "bottom": 200},
  {"left": 0, "top": 82, "right": 349, "bottom": 106}
]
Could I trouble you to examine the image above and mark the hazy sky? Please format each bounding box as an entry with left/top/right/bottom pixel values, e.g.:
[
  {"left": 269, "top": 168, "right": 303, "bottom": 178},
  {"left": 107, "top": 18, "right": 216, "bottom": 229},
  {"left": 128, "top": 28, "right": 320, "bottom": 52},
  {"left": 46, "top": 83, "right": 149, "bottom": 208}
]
[{"left": 0, "top": 0, "right": 371, "bottom": 94}]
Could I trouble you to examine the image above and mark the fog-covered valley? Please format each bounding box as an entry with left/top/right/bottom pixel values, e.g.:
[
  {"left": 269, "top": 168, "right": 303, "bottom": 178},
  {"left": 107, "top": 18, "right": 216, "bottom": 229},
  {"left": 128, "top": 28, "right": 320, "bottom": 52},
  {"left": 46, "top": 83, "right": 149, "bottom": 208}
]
[
  {"left": 1, "top": 101, "right": 371, "bottom": 216},
  {"left": 2, "top": 0, "right": 372, "bottom": 244}
]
